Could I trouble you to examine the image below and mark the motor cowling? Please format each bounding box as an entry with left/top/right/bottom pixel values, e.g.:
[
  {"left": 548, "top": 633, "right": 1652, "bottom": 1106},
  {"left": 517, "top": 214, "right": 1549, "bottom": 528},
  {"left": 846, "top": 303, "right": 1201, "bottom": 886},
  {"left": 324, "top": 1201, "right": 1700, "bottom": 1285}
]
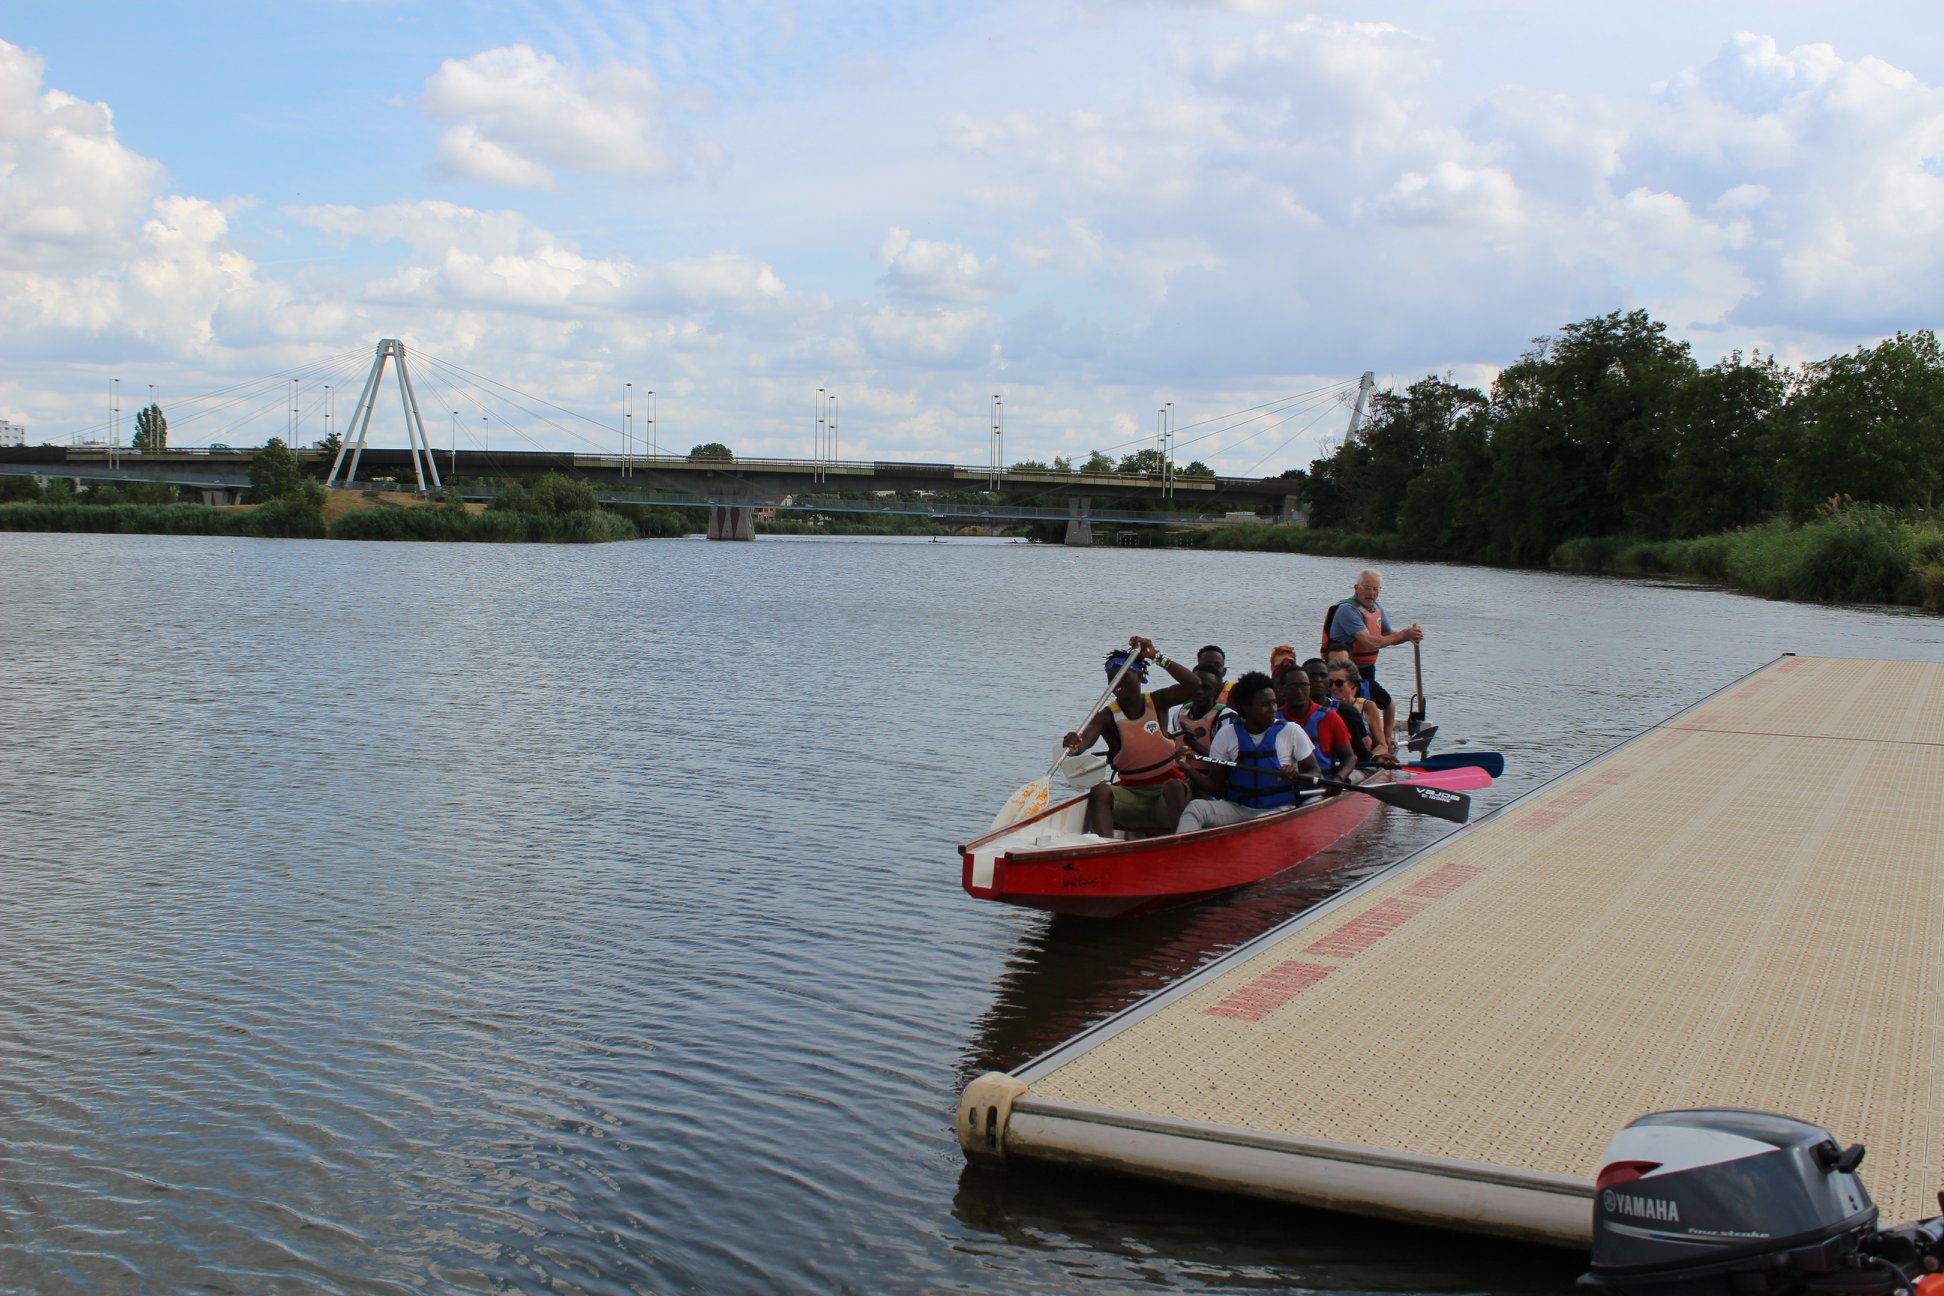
[{"left": 1579, "top": 1109, "right": 1893, "bottom": 1296}]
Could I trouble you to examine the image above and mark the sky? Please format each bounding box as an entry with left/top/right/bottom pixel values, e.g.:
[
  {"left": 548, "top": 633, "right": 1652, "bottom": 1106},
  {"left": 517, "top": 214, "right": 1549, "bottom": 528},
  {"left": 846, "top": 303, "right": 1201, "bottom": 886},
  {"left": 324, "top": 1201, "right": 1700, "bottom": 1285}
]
[{"left": 3, "top": 1, "right": 1942, "bottom": 474}]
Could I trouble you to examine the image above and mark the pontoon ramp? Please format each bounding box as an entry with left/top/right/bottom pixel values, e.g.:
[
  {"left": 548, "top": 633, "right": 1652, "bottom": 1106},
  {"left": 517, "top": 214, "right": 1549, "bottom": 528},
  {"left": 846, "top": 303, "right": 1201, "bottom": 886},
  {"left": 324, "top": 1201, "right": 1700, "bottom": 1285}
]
[{"left": 959, "top": 655, "right": 1944, "bottom": 1246}]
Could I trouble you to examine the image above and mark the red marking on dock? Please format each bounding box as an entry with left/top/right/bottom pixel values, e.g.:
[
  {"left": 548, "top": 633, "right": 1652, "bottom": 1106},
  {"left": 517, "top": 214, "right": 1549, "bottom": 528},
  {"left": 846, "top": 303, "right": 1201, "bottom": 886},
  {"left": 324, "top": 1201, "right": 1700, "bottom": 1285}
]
[
  {"left": 1651, "top": 730, "right": 1694, "bottom": 750},
  {"left": 1404, "top": 863, "right": 1483, "bottom": 900},
  {"left": 1515, "top": 808, "right": 1570, "bottom": 833},
  {"left": 1302, "top": 898, "right": 1427, "bottom": 959},
  {"left": 1205, "top": 961, "right": 1334, "bottom": 1021}
]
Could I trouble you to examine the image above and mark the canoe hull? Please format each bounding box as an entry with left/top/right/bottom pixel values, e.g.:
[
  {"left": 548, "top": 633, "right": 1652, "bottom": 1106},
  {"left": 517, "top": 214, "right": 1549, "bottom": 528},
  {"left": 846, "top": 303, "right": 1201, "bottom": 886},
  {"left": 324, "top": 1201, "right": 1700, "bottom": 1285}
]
[{"left": 960, "top": 775, "right": 1392, "bottom": 919}]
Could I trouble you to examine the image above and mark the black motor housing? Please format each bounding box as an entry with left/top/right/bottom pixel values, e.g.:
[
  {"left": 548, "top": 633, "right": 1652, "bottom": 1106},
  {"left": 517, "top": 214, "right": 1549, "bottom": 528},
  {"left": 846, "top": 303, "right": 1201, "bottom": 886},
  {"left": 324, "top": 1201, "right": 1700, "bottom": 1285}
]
[{"left": 1579, "top": 1109, "right": 1879, "bottom": 1296}]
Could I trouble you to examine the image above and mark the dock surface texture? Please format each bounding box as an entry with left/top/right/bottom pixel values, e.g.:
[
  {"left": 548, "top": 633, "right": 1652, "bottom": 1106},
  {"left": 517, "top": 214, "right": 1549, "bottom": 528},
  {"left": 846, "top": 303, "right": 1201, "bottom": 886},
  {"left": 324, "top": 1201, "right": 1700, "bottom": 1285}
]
[{"left": 959, "top": 656, "right": 1944, "bottom": 1246}]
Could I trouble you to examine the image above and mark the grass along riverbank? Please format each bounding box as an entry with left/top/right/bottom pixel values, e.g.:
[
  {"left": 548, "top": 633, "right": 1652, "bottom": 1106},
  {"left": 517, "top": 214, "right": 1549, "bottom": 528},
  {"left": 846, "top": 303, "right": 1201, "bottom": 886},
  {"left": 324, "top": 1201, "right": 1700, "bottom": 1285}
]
[
  {"left": 1551, "top": 508, "right": 1944, "bottom": 611},
  {"left": 0, "top": 487, "right": 646, "bottom": 543},
  {"left": 1186, "top": 506, "right": 1944, "bottom": 614}
]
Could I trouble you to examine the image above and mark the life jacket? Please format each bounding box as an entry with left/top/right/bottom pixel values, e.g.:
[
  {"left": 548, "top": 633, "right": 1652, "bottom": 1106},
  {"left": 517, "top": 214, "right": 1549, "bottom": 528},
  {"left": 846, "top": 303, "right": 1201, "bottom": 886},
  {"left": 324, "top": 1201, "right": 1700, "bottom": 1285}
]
[
  {"left": 1174, "top": 702, "right": 1232, "bottom": 757},
  {"left": 1290, "top": 700, "right": 1335, "bottom": 781},
  {"left": 1110, "top": 694, "right": 1185, "bottom": 786},
  {"left": 1321, "top": 597, "right": 1383, "bottom": 668},
  {"left": 1227, "top": 720, "right": 1297, "bottom": 809}
]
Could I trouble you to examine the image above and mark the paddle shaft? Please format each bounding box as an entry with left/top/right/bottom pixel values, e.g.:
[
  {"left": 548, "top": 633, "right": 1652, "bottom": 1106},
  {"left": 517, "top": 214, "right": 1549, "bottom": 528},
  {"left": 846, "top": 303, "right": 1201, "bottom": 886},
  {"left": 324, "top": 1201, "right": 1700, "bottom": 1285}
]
[
  {"left": 1045, "top": 651, "right": 1140, "bottom": 784},
  {"left": 1408, "top": 638, "right": 1427, "bottom": 731},
  {"left": 1188, "top": 756, "right": 1470, "bottom": 823}
]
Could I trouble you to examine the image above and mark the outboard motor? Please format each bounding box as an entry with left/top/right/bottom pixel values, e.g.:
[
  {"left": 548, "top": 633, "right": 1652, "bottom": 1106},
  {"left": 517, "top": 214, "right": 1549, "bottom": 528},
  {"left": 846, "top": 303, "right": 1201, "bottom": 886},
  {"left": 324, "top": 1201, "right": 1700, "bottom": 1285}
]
[{"left": 1579, "top": 1109, "right": 1944, "bottom": 1296}]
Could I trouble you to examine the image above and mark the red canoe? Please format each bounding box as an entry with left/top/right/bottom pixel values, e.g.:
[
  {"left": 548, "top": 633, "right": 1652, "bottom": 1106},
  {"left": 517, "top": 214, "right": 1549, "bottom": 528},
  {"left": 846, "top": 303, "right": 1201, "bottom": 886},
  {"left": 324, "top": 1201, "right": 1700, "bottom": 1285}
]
[{"left": 960, "top": 770, "right": 1398, "bottom": 919}]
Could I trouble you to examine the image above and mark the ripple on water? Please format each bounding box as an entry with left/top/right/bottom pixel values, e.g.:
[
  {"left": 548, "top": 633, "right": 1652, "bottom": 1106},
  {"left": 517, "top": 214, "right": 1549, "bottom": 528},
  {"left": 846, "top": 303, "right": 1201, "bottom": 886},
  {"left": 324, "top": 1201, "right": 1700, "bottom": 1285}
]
[{"left": 2, "top": 532, "right": 1937, "bottom": 1294}]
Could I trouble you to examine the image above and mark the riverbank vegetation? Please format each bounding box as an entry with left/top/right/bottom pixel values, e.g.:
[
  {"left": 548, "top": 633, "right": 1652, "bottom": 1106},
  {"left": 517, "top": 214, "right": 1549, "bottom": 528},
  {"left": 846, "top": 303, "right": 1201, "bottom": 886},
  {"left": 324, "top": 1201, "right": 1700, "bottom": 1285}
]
[
  {"left": 0, "top": 462, "right": 652, "bottom": 543},
  {"left": 1284, "top": 311, "right": 1944, "bottom": 611}
]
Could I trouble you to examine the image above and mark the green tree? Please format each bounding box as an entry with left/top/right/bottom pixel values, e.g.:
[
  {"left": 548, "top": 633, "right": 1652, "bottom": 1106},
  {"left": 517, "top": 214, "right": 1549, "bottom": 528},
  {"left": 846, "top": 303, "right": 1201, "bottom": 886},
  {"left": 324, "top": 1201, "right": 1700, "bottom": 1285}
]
[
  {"left": 688, "top": 442, "right": 733, "bottom": 461},
  {"left": 1482, "top": 311, "right": 1698, "bottom": 562},
  {"left": 0, "top": 475, "right": 43, "bottom": 503},
  {"left": 133, "top": 403, "right": 167, "bottom": 453},
  {"left": 1775, "top": 331, "right": 1944, "bottom": 518},
  {"left": 1662, "top": 351, "right": 1786, "bottom": 535},
  {"left": 1009, "top": 459, "right": 1051, "bottom": 471},
  {"left": 248, "top": 437, "right": 305, "bottom": 501},
  {"left": 489, "top": 471, "right": 600, "bottom": 517},
  {"left": 1118, "top": 448, "right": 1167, "bottom": 476},
  {"left": 1180, "top": 460, "right": 1214, "bottom": 478},
  {"left": 1081, "top": 449, "right": 1114, "bottom": 473}
]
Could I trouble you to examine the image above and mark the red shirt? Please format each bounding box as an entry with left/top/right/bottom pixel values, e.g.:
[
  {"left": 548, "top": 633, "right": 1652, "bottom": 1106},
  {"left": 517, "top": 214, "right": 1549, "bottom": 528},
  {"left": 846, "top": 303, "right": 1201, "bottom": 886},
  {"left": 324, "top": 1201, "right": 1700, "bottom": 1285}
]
[{"left": 1285, "top": 700, "right": 1352, "bottom": 756}]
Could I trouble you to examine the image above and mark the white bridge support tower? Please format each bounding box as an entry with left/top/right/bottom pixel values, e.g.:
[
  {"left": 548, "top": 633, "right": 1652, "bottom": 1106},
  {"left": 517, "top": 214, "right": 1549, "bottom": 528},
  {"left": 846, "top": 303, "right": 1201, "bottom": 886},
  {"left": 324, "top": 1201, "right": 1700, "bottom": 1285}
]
[
  {"left": 324, "top": 339, "right": 442, "bottom": 493},
  {"left": 1344, "top": 370, "right": 1376, "bottom": 444}
]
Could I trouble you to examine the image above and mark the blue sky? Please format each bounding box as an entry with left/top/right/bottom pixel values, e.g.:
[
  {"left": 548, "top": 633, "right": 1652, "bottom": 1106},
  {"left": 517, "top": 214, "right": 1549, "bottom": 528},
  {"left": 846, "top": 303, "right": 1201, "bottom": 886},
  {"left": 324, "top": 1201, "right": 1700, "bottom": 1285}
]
[{"left": 4, "top": 1, "right": 1942, "bottom": 470}]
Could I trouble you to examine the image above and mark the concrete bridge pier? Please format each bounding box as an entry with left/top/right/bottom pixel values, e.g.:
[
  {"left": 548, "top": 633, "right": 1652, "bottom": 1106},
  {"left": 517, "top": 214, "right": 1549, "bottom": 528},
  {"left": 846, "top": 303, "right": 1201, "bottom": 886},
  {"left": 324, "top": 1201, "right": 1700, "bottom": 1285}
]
[
  {"left": 200, "top": 486, "right": 243, "bottom": 506},
  {"left": 707, "top": 503, "right": 757, "bottom": 541},
  {"left": 1065, "top": 496, "right": 1093, "bottom": 547}
]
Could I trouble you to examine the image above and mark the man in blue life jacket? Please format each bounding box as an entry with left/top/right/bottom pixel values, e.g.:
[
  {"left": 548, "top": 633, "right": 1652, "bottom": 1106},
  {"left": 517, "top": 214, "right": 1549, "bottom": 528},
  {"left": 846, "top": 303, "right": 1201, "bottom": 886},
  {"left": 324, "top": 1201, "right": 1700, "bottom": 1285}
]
[
  {"left": 1322, "top": 568, "right": 1423, "bottom": 739},
  {"left": 1179, "top": 672, "right": 1319, "bottom": 832}
]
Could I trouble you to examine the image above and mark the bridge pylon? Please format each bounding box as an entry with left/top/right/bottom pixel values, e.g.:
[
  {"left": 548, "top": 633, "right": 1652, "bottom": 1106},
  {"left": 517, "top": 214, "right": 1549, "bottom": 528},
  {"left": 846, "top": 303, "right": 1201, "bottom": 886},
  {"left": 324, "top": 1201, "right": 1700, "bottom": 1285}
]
[{"left": 324, "top": 339, "right": 442, "bottom": 493}]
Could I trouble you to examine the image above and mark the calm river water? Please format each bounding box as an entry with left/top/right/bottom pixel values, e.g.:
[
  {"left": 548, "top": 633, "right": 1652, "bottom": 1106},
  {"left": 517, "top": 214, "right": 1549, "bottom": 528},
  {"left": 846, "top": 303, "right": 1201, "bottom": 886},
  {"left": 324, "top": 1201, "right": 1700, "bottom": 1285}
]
[{"left": 3, "top": 532, "right": 1941, "bottom": 1294}]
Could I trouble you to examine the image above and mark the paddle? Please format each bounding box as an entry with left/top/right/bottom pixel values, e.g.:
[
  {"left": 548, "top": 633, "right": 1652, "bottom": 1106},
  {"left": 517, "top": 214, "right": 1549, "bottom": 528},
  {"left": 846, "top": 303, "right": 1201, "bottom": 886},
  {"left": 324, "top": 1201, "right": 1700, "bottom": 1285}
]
[
  {"left": 1412, "top": 750, "right": 1506, "bottom": 778},
  {"left": 1402, "top": 765, "right": 1492, "bottom": 792},
  {"left": 1190, "top": 757, "right": 1471, "bottom": 824},
  {"left": 1404, "top": 722, "right": 1437, "bottom": 755},
  {"left": 1318, "top": 775, "right": 1469, "bottom": 823},
  {"left": 990, "top": 651, "right": 1141, "bottom": 830},
  {"left": 1407, "top": 639, "right": 1428, "bottom": 737}
]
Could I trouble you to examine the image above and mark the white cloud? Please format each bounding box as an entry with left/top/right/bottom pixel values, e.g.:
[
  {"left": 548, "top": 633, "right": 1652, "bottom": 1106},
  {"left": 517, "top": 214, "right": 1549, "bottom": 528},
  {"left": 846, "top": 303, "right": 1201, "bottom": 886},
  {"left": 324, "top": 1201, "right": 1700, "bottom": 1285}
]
[
  {"left": 421, "top": 45, "right": 670, "bottom": 189},
  {"left": 1369, "top": 161, "right": 1523, "bottom": 229},
  {"left": 0, "top": 42, "right": 167, "bottom": 270},
  {"left": 878, "top": 228, "right": 1005, "bottom": 301},
  {"left": 861, "top": 306, "right": 997, "bottom": 368}
]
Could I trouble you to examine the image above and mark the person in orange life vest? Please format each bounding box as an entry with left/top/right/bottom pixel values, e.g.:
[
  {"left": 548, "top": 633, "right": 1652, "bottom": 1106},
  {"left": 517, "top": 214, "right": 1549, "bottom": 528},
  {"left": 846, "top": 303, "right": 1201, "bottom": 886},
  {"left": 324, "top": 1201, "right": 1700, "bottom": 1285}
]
[
  {"left": 1178, "top": 672, "right": 1319, "bottom": 832},
  {"left": 1168, "top": 666, "right": 1232, "bottom": 757},
  {"left": 1327, "top": 657, "right": 1396, "bottom": 766},
  {"left": 1062, "top": 636, "right": 1199, "bottom": 836},
  {"left": 1195, "top": 644, "right": 1233, "bottom": 704},
  {"left": 1322, "top": 568, "right": 1422, "bottom": 738},
  {"left": 1277, "top": 660, "right": 1354, "bottom": 792}
]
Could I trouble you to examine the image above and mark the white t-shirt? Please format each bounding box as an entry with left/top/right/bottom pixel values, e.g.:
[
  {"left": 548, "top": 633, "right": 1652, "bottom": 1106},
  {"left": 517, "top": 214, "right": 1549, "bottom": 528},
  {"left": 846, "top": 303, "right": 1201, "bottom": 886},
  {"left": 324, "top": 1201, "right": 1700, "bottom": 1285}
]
[{"left": 1207, "top": 719, "right": 1314, "bottom": 767}]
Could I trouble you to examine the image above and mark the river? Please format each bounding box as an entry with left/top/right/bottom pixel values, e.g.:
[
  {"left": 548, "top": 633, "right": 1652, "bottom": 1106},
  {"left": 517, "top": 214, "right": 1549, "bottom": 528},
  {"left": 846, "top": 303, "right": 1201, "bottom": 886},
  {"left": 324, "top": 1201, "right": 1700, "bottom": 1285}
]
[{"left": 2, "top": 531, "right": 1940, "bottom": 1294}]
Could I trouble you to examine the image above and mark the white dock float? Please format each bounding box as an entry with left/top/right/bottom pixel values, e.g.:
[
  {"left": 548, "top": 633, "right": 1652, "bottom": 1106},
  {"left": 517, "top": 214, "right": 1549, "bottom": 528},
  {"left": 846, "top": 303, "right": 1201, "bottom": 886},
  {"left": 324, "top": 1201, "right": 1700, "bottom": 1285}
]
[{"left": 959, "top": 655, "right": 1944, "bottom": 1247}]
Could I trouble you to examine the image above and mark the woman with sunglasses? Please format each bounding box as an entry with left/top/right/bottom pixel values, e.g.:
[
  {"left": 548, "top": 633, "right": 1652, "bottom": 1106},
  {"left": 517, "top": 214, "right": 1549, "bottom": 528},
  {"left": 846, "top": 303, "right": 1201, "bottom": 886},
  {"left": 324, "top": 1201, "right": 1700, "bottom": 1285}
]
[{"left": 1328, "top": 663, "right": 1397, "bottom": 768}]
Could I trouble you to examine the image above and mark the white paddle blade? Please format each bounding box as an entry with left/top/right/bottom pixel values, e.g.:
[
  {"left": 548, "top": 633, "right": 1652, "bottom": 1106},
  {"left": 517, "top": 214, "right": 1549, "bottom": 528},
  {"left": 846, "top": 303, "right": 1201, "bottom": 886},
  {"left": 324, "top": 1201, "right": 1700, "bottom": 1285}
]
[
  {"left": 1057, "top": 754, "right": 1111, "bottom": 790},
  {"left": 990, "top": 778, "right": 1051, "bottom": 831}
]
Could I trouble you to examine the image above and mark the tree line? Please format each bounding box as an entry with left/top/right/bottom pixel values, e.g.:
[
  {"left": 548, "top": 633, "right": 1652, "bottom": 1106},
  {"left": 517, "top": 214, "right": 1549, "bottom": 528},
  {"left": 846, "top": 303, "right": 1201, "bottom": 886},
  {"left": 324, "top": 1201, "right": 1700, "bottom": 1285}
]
[{"left": 1302, "top": 311, "right": 1944, "bottom": 564}]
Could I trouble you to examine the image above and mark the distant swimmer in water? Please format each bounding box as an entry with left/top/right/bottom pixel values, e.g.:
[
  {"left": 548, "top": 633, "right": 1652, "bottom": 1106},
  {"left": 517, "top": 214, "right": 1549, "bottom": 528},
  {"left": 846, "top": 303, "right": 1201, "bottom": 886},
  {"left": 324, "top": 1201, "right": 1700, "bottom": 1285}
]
[{"left": 1063, "top": 636, "right": 1199, "bottom": 836}]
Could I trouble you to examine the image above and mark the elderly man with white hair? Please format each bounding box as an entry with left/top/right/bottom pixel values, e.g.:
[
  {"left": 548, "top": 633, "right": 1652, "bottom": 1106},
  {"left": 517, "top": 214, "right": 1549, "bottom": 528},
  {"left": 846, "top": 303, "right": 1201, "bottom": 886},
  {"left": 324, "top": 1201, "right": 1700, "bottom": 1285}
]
[{"left": 1321, "top": 567, "right": 1423, "bottom": 737}]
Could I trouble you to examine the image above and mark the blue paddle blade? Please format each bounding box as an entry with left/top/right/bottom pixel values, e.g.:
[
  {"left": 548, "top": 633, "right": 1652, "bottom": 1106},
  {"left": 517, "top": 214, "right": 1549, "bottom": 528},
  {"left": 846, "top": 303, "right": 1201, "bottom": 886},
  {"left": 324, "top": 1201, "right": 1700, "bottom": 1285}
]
[{"left": 1413, "top": 750, "right": 1506, "bottom": 778}]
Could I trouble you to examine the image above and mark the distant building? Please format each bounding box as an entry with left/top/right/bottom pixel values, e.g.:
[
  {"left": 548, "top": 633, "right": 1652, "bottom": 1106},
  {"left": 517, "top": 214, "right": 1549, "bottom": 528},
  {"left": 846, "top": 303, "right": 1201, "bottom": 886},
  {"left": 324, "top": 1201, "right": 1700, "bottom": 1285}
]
[{"left": 0, "top": 419, "right": 23, "bottom": 447}]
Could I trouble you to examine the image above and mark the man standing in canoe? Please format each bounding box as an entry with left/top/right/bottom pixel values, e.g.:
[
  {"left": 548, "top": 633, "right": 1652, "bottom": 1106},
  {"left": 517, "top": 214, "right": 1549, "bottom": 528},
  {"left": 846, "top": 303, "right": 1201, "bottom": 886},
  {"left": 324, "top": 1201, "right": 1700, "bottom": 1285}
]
[
  {"left": 1322, "top": 568, "right": 1423, "bottom": 738},
  {"left": 1178, "top": 672, "right": 1319, "bottom": 831},
  {"left": 1063, "top": 636, "right": 1199, "bottom": 837}
]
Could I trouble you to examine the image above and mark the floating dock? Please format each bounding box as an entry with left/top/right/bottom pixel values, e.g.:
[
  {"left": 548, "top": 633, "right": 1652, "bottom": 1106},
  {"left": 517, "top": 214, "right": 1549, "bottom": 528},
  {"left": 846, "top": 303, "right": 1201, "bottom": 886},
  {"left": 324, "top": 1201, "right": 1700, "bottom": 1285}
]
[{"left": 959, "top": 655, "right": 1944, "bottom": 1246}]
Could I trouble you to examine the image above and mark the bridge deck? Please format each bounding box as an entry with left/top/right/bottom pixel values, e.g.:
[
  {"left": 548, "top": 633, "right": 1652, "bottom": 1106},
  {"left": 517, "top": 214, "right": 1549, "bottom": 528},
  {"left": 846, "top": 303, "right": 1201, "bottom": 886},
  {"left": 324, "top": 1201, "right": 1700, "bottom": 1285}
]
[{"left": 958, "top": 655, "right": 1944, "bottom": 1246}]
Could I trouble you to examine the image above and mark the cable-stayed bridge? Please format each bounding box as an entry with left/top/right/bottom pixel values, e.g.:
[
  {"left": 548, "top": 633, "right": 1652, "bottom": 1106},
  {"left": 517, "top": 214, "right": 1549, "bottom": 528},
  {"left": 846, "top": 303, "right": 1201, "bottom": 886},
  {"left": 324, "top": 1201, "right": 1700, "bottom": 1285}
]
[{"left": 10, "top": 339, "right": 1370, "bottom": 542}]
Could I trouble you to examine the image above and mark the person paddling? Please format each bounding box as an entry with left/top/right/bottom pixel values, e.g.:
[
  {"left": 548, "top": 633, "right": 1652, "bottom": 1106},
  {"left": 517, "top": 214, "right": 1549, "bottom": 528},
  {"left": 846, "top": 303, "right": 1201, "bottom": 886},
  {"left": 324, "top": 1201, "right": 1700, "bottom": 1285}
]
[
  {"left": 1062, "top": 636, "right": 1199, "bottom": 836},
  {"left": 1168, "top": 666, "right": 1232, "bottom": 758},
  {"left": 1321, "top": 568, "right": 1422, "bottom": 739},
  {"left": 1179, "top": 672, "right": 1319, "bottom": 832}
]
